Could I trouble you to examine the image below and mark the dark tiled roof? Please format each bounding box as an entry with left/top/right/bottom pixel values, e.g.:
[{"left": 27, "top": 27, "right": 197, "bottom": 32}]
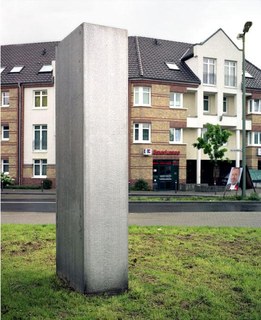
[
  {"left": 246, "top": 60, "right": 261, "bottom": 90},
  {"left": 128, "top": 36, "right": 201, "bottom": 85},
  {"left": 1, "top": 42, "right": 59, "bottom": 85}
]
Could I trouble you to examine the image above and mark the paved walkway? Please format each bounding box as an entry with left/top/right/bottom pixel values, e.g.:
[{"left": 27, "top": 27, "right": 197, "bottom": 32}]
[{"left": 2, "top": 211, "right": 261, "bottom": 227}]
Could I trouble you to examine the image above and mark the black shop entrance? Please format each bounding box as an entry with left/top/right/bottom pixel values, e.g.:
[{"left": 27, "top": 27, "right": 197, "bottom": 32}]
[{"left": 153, "top": 160, "right": 179, "bottom": 191}]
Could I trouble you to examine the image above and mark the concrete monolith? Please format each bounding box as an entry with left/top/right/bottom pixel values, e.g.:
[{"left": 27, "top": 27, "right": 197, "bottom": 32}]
[{"left": 55, "top": 23, "right": 128, "bottom": 294}]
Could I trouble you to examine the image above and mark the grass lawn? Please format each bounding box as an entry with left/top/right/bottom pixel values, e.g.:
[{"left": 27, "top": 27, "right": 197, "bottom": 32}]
[{"left": 1, "top": 225, "right": 261, "bottom": 320}]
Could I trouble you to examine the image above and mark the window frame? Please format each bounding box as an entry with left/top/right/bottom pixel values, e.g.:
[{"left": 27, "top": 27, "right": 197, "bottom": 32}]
[
  {"left": 169, "top": 92, "right": 183, "bottom": 108},
  {"left": 1, "top": 91, "right": 10, "bottom": 107},
  {"left": 133, "top": 123, "right": 151, "bottom": 143},
  {"left": 1, "top": 125, "right": 9, "bottom": 141},
  {"left": 248, "top": 99, "right": 261, "bottom": 114},
  {"left": 169, "top": 128, "right": 183, "bottom": 144},
  {"left": 1, "top": 159, "right": 9, "bottom": 174},
  {"left": 33, "top": 124, "right": 48, "bottom": 151},
  {"left": 33, "top": 90, "right": 48, "bottom": 108},
  {"left": 33, "top": 159, "right": 47, "bottom": 177},
  {"left": 203, "top": 57, "right": 216, "bottom": 85},
  {"left": 224, "top": 60, "right": 237, "bottom": 87},
  {"left": 134, "top": 86, "right": 151, "bottom": 107},
  {"left": 248, "top": 132, "right": 261, "bottom": 146}
]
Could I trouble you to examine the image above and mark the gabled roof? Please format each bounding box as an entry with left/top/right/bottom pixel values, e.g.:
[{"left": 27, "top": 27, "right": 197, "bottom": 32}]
[
  {"left": 1, "top": 41, "right": 59, "bottom": 85},
  {"left": 245, "top": 60, "right": 261, "bottom": 90},
  {"left": 128, "top": 36, "right": 201, "bottom": 85}
]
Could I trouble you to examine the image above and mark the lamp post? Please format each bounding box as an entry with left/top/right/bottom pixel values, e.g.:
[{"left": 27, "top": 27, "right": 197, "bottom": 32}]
[{"left": 237, "top": 21, "right": 252, "bottom": 198}]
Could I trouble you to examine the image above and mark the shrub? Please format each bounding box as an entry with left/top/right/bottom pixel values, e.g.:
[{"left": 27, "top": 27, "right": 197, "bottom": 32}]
[
  {"left": 247, "top": 192, "right": 260, "bottom": 201},
  {"left": 43, "top": 179, "right": 52, "bottom": 189},
  {"left": 133, "top": 179, "right": 150, "bottom": 191},
  {"left": 1, "top": 173, "right": 15, "bottom": 187}
]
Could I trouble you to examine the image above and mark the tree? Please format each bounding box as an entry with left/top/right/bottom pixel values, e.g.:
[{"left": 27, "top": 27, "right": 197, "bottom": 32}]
[{"left": 193, "top": 123, "right": 232, "bottom": 186}]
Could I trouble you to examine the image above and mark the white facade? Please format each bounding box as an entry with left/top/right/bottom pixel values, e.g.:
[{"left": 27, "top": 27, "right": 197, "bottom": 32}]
[
  {"left": 23, "top": 86, "right": 55, "bottom": 178},
  {"left": 184, "top": 29, "right": 251, "bottom": 183}
]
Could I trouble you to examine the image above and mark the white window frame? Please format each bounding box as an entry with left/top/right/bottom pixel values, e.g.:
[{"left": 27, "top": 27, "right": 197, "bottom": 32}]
[
  {"left": 225, "top": 60, "right": 237, "bottom": 87},
  {"left": 248, "top": 99, "right": 261, "bottom": 114},
  {"left": 1, "top": 125, "right": 9, "bottom": 141},
  {"left": 223, "top": 96, "right": 228, "bottom": 113},
  {"left": 33, "top": 125, "right": 48, "bottom": 151},
  {"left": 248, "top": 132, "right": 261, "bottom": 146},
  {"left": 170, "top": 92, "right": 183, "bottom": 108},
  {"left": 169, "top": 128, "right": 183, "bottom": 143},
  {"left": 33, "top": 90, "right": 48, "bottom": 108},
  {"left": 1, "top": 91, "right": 9, "bottom": 107},
  {"left": 133, "top": 123, "right": 151, "bottom": 143},
  {"left": 134, "top": 86, "right": 151, "bottom": 107},
  {"left": 33, "top": 159, "right": 47, "bottom": 177},
  {"left": 1, "top": 159, "right": 9, "bottom": 174},
  {"left": 10, "top": 66, "right": 24, "bottom": 73},
  {"left": 203, "top": 95, "right": 209, "bottom": 112},
  {"left": 203, "top": 58, "right": 216, "bottom": 85}
]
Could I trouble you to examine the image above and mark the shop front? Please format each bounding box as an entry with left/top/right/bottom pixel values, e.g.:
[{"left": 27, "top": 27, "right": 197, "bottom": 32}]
[{"left": 153, "top": 159, "right": 179, "bottom": 191}]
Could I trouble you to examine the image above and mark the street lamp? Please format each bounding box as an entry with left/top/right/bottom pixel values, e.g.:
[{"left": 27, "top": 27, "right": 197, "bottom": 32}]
[{"left": 237, "top": 21, "right": 252, "bottom": 197}]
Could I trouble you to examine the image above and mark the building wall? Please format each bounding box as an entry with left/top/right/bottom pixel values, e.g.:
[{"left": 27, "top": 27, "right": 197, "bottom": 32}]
[
  {"left": 1, "top": 88, "right": 19, "bottom": 182},
  {"left": 23, "top": 85, "right": 56, "bottom": 185}
]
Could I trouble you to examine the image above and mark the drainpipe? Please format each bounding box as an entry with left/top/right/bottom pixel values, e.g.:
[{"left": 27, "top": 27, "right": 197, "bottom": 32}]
[{"left": 18, "top": 82, "right": 22, "bottom": 185}]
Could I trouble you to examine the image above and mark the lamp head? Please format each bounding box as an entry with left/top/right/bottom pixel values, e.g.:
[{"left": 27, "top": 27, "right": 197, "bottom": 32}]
[{"left": 243, "top": 21, "right": 252, "bottom": 34}]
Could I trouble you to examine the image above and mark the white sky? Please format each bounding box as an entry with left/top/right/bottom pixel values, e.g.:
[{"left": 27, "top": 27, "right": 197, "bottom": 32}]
[{"left": 1, "top": 0, "right": 261, "bottom": 68}]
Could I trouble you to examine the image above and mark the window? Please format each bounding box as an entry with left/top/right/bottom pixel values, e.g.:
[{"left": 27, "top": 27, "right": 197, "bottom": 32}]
[
  {"left": 166, "top": 62, "right": 180, "bottom": 70},
  {"left": 134, "top": 87, "right": 151, "bottom": 106},
  {"left": 1, "top": 91, "right": 9, "bottom": 106},
  {"left": 0, "top": 67, "right": 5, "bottom": 73},
  {"left": 34, "top": 90, "right": 48, "bottom": 108},
  {"left": 203, "top": 58, "right": 216, "bottom": 85},
  {"left": 39, "top": 65, "right": 53, "bottom": 73},
  {"left": 133, "top": 123, "right": 151, "bottom": 143},
  {"left": 2, "top": 125, "right": 9, "bottom": 140},
  {"left": 170, "top": 92, "right": 183, "bottom": 108},
  {"left": 169, "top": 128, "right": 182, "bottom": 143},
  {"left": 33, "top": 159, "right": 47, "bottom": 177},
  {"left": 10, "top": 66, "right": 24, "bottom": 73},
  {"left": 33, "top": 125, "right": 47, "bottom": 151},
  {"left": 203, "top": 95, "right": 209, "bottom": 112},
  {"left": 248, "top": 132, "right": 261, "bottom": 146},
  {"left": 223, "top": 96, "right": 228, "bottom": 113},
  {"left": 1, "top": 159, "right": 9, "bottom": 174},
  {"left": 249, "top": 99, "right": 261, "bottom": 113},
  {"left": 225, "top": 60, "right": 237, "bottom": 87}
]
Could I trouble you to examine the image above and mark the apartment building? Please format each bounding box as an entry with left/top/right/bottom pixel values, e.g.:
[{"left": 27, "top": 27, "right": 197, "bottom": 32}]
[
  {"left": 1, "top": 42, "right": 58, "bottom": 186},
  {"left": 1, "top": 29, "right": 261, "bottom": 189},
  {"left": 128, "top": 29, "right": 261, "bottom": 190}
]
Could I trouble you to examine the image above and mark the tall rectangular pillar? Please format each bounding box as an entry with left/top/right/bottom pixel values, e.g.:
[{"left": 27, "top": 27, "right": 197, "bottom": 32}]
[{"left": 56, "top": 23, "right": 128, "bottom": 294}]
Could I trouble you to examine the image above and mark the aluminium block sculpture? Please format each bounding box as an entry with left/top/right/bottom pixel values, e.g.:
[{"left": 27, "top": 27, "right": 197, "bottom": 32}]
[{"left": 56, "top": 23, "right": 128, "bottom": 294}]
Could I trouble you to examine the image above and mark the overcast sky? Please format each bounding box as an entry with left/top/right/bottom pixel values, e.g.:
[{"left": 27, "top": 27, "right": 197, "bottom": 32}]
[{"left": 1, "top": 0, "right": 261, "bottom": 68}]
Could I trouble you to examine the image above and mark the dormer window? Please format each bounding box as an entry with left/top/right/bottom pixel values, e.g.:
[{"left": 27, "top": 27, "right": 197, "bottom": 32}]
[
  {"left": 39, "top": 65, "right": 53, "bottom": 73},
  {"left": 10, "top": 66, "right": 24, "bottom": 73},
  {"left": 166, "top": 62, "right": 180, "bottom": 70}
]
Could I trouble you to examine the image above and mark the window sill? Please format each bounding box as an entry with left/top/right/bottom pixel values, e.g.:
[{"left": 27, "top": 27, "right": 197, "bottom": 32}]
[
  {"left": 33, "top": 176, "right": 47, "bottom": 179},
  {"left": 133, "top": 141, "right": 151, "bottom": 144}
]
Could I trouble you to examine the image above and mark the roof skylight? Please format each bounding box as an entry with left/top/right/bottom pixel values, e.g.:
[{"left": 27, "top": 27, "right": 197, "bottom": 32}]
[
  {"left": 0, "top": 67, "right": 5, "bottom": 73},
  {"left": 165, "top": 62, "right": 180, "bottom": 70},
  {"left": 245, "top": 71, "right": 253, "bottom": 78},
  {"left": 39, "top": 65, "right": 53, "bottom": 73},
  {"left": 10, "top": 66, "right": 24, "bottom": 73}
]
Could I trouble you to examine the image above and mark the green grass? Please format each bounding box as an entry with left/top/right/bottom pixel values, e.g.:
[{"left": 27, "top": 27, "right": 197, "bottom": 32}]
[{"left": 2, "top": 225, "right": 261, "bottom": 320}]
